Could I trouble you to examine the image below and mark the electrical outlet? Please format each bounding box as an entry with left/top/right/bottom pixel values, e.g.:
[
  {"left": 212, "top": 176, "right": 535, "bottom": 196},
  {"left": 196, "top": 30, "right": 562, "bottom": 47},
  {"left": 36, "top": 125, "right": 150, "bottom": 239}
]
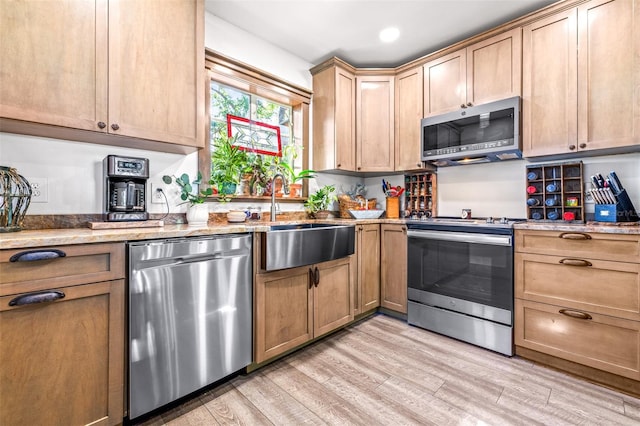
[
  {"left": 151, "top": 183, "right": 165, "bottom": 204},
  {"left": 584, "top": 182, "right": 594, "bottom": 204},
  {"left": 28, "top": 177, "right": 48, "bottom": 203}
]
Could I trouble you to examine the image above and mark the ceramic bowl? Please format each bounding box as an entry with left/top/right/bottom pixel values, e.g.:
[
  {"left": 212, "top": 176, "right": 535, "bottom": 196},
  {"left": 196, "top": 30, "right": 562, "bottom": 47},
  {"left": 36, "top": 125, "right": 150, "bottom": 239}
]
[{"left": 348, "top": 209, "right": 385, "bottom": 219}]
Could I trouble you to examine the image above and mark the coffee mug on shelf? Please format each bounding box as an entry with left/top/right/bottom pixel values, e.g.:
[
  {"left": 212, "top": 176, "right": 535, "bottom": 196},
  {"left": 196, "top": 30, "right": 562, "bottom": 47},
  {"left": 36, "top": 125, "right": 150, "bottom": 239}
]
[
  {"left": 527, "top": 171, "right": 538, "bottom": 181},
  {"left": 563, "top": 211, "right": 576, "bottom": 221},
  {"left": 531, "top": 211, "right": 543, "bottom": 220},
  {"left": 546, "top": 183, "right": 559, "bottom": 193},
  {"left": 545, "top": 198, "right": 558, "bottom": 206},
  {"left": 526, "top": 185, "right": 537, "bottom": 194},
  {"left": 547, "top": 211, "right": 560, "bottom": 220},
  {"left": 527, "top": 198, "right": 540, "bottom": 206}
]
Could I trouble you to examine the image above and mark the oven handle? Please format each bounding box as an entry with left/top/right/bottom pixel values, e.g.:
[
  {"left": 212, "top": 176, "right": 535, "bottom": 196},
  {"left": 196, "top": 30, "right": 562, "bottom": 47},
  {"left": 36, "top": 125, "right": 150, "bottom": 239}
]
[{"left": 407, "top": 230, "right": 512, "bottom": 246}]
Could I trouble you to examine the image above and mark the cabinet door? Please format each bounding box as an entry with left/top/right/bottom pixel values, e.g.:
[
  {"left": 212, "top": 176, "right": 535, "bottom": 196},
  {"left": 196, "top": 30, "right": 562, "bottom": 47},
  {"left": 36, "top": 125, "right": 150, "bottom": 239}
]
[
  {"left": 108, "top": 0, "right": 204, "bottom": 147},
  {"left": 466, "top": 28, "right": 522, "bottom": 106},
  {"left": 0, "top": 0, "right": 108, "bottom": 131},
  {"left": 577, "top": 0, "right": 640, "bottom": 152},
  {"left": 423, "top": 49, "right": 466, "bottom": 116},
  {"left": 313, "top": 257, "right": 355, "bottom": 336},
  {"left": 0, "top": 280, "right": 124, "bottom": 426},
  {"left": 254, "top": 266, "right": 313, "bottom": 363},
  {"left": 312, "top": 65, "right": 356, "bottom": 171},
  {"left": 522, "top": 9, "right": 578, "bottom": 157},
  {"left": 380, "top": 224, "right": 407, "bottom": 313},
  {"left": 356, "top": 75, "right": 395, "bottom": 171},
  {"left": 395, "top": 66, "right": 426, "bottom": 171},
  {"left": 356, "top": 224, "right": 381, "bottom": 315}
]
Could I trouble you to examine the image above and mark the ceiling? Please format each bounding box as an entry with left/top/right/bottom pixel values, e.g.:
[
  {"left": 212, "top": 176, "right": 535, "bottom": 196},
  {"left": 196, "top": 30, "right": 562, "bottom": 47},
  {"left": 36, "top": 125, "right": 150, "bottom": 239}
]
[{"left": 205, "top": 0, "right": 558, "bottom": 68}]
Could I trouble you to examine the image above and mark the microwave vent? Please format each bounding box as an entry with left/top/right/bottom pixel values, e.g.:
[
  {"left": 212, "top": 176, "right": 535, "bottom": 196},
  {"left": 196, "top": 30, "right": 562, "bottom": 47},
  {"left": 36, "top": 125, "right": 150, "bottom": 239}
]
[{"left": 496, "top": 152, "right": 520, "bottom": 160}]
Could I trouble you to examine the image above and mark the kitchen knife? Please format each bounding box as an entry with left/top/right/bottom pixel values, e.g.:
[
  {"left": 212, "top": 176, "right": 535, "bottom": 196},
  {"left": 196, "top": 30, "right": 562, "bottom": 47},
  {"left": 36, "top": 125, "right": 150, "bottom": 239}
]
[
  {"left": 609, "top": 171, "right": 625, "bottom": 193},
  {"left": 591, "top": 175, "right": 601, "bottom": 189},
  {"left": 596, "top": 174, "right": 606, "bottom": 188}
]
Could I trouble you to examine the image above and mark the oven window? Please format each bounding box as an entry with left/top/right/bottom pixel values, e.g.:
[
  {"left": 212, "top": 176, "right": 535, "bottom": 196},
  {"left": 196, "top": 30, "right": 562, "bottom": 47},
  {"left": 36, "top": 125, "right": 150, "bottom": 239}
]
[{"left": 408, "top": 237, "right": 513, "bottom": 310}]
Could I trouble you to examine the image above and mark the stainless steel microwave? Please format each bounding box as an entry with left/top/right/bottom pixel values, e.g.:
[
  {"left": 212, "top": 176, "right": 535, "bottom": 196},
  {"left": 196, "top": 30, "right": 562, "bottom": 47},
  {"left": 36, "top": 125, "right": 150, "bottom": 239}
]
[{"left": 421, "top": 96, "right": 521, "bottom": 166}]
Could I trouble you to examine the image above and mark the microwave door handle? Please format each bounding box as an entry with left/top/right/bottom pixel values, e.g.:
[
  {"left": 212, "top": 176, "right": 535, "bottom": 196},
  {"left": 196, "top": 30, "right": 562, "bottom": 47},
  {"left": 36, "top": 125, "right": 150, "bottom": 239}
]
[{"left": 407, "top": 230, "right": 512, "bottom": 246}]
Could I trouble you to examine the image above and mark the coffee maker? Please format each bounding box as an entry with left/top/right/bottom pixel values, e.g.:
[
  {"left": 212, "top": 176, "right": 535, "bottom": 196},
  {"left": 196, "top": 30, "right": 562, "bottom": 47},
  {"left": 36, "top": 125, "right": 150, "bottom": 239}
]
[{"left": 103, "top": 155, "right": 149, "bottom": 221}]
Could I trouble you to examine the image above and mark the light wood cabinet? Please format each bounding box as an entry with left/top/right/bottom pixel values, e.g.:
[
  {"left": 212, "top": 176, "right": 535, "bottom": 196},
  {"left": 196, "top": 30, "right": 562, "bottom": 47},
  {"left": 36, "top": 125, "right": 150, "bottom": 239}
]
[
  {"left": 254, "top": 256, "right": 354, "bottom": 364},
  {"left": 356, "top": 74, "right": 395, "bottom": 171},
  {"left": 395, "top": 66, "right": 427, "bottom": 171},
  {"left": 311, "top": 60, "right": 357, "bottom": 171},
  {"left": 514, "top": 229, "right": 640, "bottom": 382},
  {"left": 380, "top": 224, "right": 407, "bottom": 313},
  {"left": 355, "top": 224, "right": 381, "bottom": 315},
  {"left": 523, "top": 0, "right": 640, "bottom": 157},
  {"left": 0, "top": 243, "right": 125, "bottom": 426},
  {"left": 423, "top": 28, "right": 522, "bottom": 117},
  {"left": 0, "top": 0, "right": 204, "bottom": 151}
]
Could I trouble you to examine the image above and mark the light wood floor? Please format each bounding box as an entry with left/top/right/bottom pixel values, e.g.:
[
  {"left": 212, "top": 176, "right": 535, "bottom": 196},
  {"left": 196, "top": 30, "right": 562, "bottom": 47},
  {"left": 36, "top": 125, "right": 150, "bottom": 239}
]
[{"left": 136, "top": 314, "right": 640, "bottom": 425}]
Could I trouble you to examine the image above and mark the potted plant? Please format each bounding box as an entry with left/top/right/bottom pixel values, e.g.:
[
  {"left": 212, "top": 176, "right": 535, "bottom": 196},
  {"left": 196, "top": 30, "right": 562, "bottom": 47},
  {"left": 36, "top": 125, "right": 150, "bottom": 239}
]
[
  {"left": 279, "top": 161, "right": 315, "bottom": 197},
  {"left": 210, "top": 133, "right": 250, "bottom": 202},
  {"left": 304, "top": 184, "right": 337, "bottom": 219},
  {"left": 162, "top": 172, "right": 212, "bottom": 226}
]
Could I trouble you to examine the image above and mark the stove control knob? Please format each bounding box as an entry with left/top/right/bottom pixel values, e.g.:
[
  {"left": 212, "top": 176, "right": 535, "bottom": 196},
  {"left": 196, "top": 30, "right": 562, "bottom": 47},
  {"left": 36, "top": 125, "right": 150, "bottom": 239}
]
[
  {"left": 499, "top": 217, "right": 508, "bottom": 224},
  {"left": 486, "top": 217, "right": 494, "bottom": 224}
]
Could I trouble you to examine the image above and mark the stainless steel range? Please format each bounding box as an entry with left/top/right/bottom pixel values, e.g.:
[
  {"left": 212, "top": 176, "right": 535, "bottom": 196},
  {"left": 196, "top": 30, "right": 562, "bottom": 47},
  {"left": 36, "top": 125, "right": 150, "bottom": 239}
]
[{"left": 406, "top": 217, "right": 522, "bottom": 356}]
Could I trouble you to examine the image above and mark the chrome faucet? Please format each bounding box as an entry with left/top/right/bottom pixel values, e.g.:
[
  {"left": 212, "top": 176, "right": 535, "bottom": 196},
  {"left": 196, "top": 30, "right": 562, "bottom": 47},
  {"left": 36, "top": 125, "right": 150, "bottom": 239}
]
[{"left": 270, "top": 173, "right": 285, "bottom": 221}]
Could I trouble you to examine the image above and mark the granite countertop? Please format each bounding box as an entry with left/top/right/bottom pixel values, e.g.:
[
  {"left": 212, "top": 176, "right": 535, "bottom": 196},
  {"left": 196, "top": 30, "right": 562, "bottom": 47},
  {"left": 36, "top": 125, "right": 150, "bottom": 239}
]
[
  {"left": 0, "top": 218, "right": 402, "bottom": 249},
  {"left": 513, "top": 221, "right": 640, "bottom": 235}
]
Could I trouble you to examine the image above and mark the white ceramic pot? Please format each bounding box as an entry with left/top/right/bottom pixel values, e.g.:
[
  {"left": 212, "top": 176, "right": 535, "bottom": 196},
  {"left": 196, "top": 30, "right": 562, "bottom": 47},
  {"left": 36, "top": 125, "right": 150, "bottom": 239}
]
[
  {"left": 186, "top": 203, "right": 209, "bottom": 226},
  {"left": 227, "top": 209, "right": 247, "bottom": 223}
]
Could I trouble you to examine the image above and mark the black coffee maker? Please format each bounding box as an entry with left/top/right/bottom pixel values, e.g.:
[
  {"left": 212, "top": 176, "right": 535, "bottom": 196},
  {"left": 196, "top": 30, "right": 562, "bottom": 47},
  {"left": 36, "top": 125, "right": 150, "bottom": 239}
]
[{"left": 103, "top": 155, "right": 149, "bottom": 221}]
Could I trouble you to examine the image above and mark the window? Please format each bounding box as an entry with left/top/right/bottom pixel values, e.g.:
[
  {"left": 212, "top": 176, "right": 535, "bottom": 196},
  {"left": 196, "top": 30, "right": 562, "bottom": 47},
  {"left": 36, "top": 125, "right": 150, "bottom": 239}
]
[{"left": 202, "top": 50, "right": 312, "bottom": 199}]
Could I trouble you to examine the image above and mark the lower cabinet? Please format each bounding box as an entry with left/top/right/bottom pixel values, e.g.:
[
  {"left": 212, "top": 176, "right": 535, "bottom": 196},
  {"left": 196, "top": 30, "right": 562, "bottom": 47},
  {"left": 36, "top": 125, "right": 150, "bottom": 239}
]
[
  {"left": 254, "top": 256, "right": 354, "bottom": 364},
  {"left": 355, "top": 224, "right": 381, "bottom": 315},
  {"left": 0, "top": 243, "right": 125, "bottom": 426},
  {"left": 380, "top": 224, "right": 408, "bottom": 313}
]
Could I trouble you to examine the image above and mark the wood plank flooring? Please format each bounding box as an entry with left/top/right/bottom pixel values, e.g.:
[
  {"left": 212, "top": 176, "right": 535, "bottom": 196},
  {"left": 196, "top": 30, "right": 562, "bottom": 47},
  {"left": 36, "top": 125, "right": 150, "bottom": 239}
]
[{"left": 135, "top": 314, "right": 640, "bottom": 425}]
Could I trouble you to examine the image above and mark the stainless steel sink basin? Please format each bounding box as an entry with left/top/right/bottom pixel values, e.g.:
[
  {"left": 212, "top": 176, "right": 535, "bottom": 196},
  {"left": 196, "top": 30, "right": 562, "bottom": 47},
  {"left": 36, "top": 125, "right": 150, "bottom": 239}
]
[{"left": 262, "top": 223, "right": 355, "bottom": 271}]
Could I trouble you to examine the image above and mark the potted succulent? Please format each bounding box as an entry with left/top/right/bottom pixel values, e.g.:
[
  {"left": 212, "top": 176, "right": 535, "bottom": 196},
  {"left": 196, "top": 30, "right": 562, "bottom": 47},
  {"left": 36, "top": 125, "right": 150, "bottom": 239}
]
[
  {"left": 210, "top": 133, "right": 250, "bottom": 202},
  {"left": 304, "top": 184, "right": 337, "bottom": 219},
  {"left": 162, "top": 172, "right": 212, "bottom": 226}
]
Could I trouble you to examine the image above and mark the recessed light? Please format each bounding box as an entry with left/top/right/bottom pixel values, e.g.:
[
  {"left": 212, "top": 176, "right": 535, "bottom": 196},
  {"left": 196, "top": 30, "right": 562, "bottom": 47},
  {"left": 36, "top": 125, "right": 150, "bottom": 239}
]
[{"left": 379, "top": 27, "right": 400, "bottom": 43}]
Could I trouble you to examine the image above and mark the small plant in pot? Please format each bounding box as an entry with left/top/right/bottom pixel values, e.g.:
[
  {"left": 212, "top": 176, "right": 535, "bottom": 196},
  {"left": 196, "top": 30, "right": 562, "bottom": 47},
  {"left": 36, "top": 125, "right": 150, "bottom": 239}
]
[
  {"left": 162, "top": 172, "right": 212, "bottom": 226},
  {"left": 304, "top": 184, "right": 337, "bottom": 219},
  {"left": 210, "top": 133, "right": 250, "bottom": 202},
  {"left": 279, "top": 161, "right": 315, "bottom": 197}
]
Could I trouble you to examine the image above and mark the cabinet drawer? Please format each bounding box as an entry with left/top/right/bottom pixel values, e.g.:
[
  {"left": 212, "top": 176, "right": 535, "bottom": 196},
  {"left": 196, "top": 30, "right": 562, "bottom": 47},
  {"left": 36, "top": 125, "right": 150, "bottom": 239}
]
[
  {"left": 515, "top": 299, "right": 640, "bottom": 380},
  {"left": 515, "top": 230, "right": 640, "bottom": 263},
  {"left": 515, "top": 252, "right": 640, "bottom": 321},
  {"left": 0, "top": 243, "right": 125, "bottom": 296}
]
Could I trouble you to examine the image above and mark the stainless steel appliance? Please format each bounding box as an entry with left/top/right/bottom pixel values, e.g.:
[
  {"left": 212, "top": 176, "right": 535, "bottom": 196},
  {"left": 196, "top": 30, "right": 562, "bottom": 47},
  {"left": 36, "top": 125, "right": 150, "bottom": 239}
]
[
  {"left": 421, "top": 96, "right": 521, "bottom": 166},
  {"left": 407, "top": 218, "right": 520, "bottom": 356},
  {"left": 103, "top": 155, "right": 149, "bottom": 221},
  {"left": 128, "top": 234, "right": 252, "bottom": 419}
]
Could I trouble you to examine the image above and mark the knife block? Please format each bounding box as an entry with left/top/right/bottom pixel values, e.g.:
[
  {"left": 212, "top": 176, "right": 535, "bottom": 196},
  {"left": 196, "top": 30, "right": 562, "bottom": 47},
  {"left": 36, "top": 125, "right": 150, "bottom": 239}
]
[{"left": 595, "top": 190, "right": 639, "bottom": 222}]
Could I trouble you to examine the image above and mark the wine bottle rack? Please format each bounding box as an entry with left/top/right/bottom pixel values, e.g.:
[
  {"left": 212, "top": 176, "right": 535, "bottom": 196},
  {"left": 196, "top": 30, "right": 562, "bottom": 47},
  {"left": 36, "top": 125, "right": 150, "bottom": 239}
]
[
  {"left": 404, "top": 172, "right": 437, "bottom": 218},
  {"left": 526, "top": 161, "right": 584, "bottom": 222}
]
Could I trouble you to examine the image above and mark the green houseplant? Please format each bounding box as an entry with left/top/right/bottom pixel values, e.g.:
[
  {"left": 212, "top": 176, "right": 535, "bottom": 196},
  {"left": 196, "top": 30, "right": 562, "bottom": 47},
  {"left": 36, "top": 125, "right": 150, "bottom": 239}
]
[
  {"left": 304, "top": 184, "right": 337, "bottom": 219},
  {"left": 162, "top": 172, "right": 212, "bottom": 226},
  {"left": 210, "top": 133, "right": 250, "bottom": 201}
]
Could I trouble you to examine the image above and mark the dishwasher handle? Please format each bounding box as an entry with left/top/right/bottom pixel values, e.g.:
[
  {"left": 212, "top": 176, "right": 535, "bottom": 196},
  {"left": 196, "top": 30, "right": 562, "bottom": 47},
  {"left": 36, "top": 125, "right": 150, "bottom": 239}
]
[{"left": 407, "top": 229, "right": 512, "bottom": 246}]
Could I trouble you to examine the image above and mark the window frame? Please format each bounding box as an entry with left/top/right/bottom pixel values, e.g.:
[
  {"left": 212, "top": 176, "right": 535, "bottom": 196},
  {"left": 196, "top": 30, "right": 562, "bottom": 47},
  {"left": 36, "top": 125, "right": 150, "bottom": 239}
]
[{"left": 202, "top": 50, "right": 312, "bottom": 200}]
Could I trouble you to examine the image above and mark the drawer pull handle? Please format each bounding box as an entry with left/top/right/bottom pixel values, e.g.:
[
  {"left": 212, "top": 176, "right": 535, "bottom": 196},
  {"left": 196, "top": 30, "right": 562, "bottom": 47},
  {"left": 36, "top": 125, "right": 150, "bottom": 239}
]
[
  {"left": 308, "top": 268, "right": 315, "bottom": 289},
  {"left": 9, "top": 291, "right": 65, "bottom": 306},
  {"left": 559, "top": 258, "right": 592, "bottom": 267},
  {"left": 9, "top": 249, "right": 67, "bottom": 262},
  {"left": 559, "top": 308, "right": 592, "bottom": 320},
  {"left": 559, "top": 232, "right": 591, "bottom": 240},
  {"left": 314, "top": 267, "right": 320, "bottom": 287}
]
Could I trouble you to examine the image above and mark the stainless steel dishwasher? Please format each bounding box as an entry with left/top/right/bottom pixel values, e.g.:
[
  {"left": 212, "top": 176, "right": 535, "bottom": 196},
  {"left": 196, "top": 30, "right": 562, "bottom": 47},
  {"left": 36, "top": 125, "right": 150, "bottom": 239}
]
[{"left": 127, "top": 234, "right": 252, "bottom": 419}]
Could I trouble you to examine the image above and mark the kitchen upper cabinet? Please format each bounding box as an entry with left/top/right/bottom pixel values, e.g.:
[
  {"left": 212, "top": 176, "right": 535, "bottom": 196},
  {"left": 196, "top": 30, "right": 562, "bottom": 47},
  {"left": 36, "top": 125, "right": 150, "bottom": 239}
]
[
  {"left": 254, "top": 255, "right": 354, "bottom": 364},
  {"left": 0, "top": 0, "right": 204, "bottom": 151},
  {"left": 356, "top": 74, "right": 395, "bottom": 171},
  {"left": 355, "top": 224, "right": 381, "bottom": 315},
  {"left": 423, "top": 28, "right": 522, "bottom": 117},
  {"left": 380, "top": 224, "right": 407, "bottom": 314},
  {"left": 395, "top": 66, "right": 427, "bottom": 171},
  {"left": 312, "top": 60, "right": 357, "bottom": 171},
  {"left": 523, "top": 0, "right": 640, "bottom": 157}
]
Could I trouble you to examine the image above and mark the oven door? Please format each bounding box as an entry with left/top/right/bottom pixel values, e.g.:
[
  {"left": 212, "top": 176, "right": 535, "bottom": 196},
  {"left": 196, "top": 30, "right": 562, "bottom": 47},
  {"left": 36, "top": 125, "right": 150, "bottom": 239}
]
[{"left": 407, "top": 229, "right": 513, "bottom": 325}]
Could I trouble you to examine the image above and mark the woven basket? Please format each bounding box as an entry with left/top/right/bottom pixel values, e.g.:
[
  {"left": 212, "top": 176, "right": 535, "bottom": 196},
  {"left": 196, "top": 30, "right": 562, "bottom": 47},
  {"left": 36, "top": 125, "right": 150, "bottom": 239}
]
[{"left": 338, "top": 195, "right": 376, "bottom": 218}]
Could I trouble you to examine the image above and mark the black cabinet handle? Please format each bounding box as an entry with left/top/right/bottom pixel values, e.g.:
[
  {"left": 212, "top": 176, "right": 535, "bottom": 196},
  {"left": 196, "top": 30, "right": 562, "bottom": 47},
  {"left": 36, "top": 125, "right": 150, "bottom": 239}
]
[
  {"left": 9, "top": 291, "right": 65, "bottom": 306},
  {"left": 559, "top": 232, "right": 591, "bottom": 240},
  {"left": 97, "top": 121, "right": 106, "bottom": 129},
  {"left": 559, "top": 258, "right": 592, "bottom": 267},
  {"left": 308, "top": 268, "right": 314, "bottom": 289},
  {"left": 9, "top": 249, "right": 66, "bottom": 262},
  {"left": 314, "top": 267, "right": 320, "bottom": 287},
  {"left": 111, "top": 123, "right": 120, "bottom": 131}
]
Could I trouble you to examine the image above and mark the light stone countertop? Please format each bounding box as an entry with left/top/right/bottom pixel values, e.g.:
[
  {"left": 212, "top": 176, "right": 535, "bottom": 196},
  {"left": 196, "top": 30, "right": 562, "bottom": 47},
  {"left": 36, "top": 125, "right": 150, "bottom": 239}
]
[
  {"left": 513, "top": 221, "right": 640, "bottom": 234},
  {"left": 0, "top": 219, "right": 403, "bottom": 249}
]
